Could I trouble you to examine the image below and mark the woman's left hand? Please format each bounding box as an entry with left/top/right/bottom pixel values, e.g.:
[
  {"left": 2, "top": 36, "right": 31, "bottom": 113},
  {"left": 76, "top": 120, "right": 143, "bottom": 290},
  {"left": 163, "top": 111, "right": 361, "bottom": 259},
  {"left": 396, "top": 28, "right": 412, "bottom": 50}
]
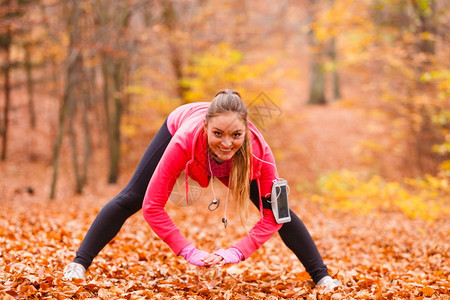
[{"left": 201, "top": 253, "right": 224, "bottom": 267}]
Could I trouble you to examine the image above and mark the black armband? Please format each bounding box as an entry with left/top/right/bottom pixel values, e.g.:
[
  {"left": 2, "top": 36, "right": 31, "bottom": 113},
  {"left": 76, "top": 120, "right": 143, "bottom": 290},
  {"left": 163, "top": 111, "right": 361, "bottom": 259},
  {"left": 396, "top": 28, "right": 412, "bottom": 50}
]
[{"left": 262, "top": 196, "right": 272, "bottom": 209}]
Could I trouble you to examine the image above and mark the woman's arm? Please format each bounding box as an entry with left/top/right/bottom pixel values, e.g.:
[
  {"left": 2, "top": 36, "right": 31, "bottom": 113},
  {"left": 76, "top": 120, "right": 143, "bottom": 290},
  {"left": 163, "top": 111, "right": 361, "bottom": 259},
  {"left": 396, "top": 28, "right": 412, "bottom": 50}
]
[
  {"left": 142, "top": 139, "right": 192, "bottom": 255},
  {"left": 233, "top": 208, "right": 282, "bottom": 259},
  {"left": 233, "top": 143, "right": 283, "bottom": 259}
]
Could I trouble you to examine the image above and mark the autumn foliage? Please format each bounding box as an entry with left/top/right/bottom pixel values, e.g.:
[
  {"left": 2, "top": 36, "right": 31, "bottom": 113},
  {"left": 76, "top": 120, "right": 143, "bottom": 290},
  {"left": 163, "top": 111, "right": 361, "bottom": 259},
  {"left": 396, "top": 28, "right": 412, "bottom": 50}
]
[
  {"left": 1, "top": 174, "right": 449, "bottom": 299},
  {"left": 1, "top": 103, "right": 449, "bottom": 299}
]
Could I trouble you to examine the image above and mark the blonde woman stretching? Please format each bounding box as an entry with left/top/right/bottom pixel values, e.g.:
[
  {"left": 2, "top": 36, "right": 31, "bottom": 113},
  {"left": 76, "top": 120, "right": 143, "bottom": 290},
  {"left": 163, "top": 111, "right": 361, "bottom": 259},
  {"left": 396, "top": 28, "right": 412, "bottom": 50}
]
[{"left": 64, "top": 90, "right": 342, "bottom": 290}]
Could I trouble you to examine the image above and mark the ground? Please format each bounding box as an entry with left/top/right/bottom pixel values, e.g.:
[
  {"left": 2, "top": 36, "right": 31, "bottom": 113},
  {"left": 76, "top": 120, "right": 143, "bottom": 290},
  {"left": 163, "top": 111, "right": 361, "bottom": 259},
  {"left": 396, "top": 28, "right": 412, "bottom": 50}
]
[{"left": 0, "top": 103, "right": 448, "bottom": 299}]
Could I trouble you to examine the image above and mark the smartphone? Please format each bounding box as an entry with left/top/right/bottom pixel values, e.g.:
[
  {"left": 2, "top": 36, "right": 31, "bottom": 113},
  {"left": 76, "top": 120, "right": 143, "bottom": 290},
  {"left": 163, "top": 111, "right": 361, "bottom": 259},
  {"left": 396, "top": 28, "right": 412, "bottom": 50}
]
[{"left": 271, "top": 180, "right": 291, "bottom": 224}]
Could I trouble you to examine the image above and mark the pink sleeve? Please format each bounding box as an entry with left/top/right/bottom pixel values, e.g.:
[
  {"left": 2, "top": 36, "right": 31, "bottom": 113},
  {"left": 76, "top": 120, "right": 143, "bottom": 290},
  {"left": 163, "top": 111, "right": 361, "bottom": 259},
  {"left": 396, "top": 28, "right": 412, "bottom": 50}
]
[
  {"left": 233, "top": 208, "right": 282, "bottom": 259},
  {"left": 233, "top": 138, "right": 282, "bottom": 259},
  {"left": 142, "top": 139, "right": 192, "bottom": 255},
  {"left": 258, "top": 144, "right": 278, "bottom": 197}
]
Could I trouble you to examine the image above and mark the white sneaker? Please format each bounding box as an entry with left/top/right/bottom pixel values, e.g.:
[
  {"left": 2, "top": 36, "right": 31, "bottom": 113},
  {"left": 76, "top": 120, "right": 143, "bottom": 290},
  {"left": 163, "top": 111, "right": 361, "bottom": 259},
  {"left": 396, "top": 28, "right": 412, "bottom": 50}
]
[
  {"left": 316, "top": 276, "right": 343, "bottom": 290},
  {"left": 63, "top": 262, "right": 86, "bottom": 280}
]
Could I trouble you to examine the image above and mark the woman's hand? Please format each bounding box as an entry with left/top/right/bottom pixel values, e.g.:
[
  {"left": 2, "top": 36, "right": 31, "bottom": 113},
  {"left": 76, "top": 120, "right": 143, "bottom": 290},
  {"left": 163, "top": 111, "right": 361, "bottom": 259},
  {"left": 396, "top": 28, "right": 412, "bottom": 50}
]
[
  {"left": 201, "top": 253, "right": 225, "bottom": 267},
  {"left": 180, "top": 244, "right": 243, "bottom": 267},
  {"left": 214, "top": 248, "right": 244, "bottom": 264},
  {"left": 179, "top": 244, "right": 211, "bottom": 267}
]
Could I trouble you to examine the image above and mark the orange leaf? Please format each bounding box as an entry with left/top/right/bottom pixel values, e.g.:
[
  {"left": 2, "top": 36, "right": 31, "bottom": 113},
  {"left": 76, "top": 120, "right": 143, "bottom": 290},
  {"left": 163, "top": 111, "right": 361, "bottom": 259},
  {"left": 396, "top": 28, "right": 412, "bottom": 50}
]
[
  {"left": 295, "top": 271, "right": 311, "bottom": 281},
  {"left": 0, "top": 291, "right": 16, "bottom": 300},
  {"left": 421, "top": 286, "right": 435, "bottom": 296},
  {"left": 98, "top": 288, "right": 111, "bottom": 299},
  {"left": 243, "top": 274, "right": 259, "bottom": 282}
]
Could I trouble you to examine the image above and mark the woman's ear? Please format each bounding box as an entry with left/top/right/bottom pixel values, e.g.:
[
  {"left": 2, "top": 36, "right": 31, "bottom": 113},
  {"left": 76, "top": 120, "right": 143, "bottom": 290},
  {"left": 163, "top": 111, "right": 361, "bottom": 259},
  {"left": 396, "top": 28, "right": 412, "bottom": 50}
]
[{"left": 203, "top": 119, "right": 207, "bottom": 131}]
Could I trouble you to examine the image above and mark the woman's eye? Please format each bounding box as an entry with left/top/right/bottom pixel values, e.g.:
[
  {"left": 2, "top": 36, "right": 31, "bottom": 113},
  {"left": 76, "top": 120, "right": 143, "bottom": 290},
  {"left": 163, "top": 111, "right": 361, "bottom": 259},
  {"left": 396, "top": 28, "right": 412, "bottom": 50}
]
[
  {"left": 233, "top": 133, "right": 242, "bottom": 138},
  {"left": 214, "top": 131, "right": 222, "bottom": 137}
]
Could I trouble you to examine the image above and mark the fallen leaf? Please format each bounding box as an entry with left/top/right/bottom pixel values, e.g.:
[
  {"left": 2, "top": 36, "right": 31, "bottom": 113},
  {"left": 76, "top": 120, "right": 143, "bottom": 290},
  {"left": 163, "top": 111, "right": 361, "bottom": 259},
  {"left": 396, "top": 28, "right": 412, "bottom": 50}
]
[{"left": 421, "top": 286, "right": 435, "bottom": 296}]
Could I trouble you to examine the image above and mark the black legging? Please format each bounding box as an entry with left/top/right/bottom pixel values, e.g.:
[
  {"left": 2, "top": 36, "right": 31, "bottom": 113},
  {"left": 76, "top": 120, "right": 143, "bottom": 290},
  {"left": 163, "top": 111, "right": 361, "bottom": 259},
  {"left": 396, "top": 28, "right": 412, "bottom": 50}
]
[{"left": 74, "top": 120, "right": 329, "bottom": 283}]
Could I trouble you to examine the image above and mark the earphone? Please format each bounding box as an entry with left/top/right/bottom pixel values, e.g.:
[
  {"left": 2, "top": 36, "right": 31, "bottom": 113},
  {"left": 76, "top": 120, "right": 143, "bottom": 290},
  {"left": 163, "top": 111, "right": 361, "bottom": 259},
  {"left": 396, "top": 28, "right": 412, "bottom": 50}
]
[
  {"left": 208, "top": 198, "right": 219, "bottom": 211},
  {"left": 207, "top": 152, "right": 229, "bottom": 228},
  {"left": 207, "top": 152, "right": 287, "bottom": 228},
  {"left": 251, "top": 153, "right": 290, "bottom": 198},
  {"left": 251, "top": 153, "right": 281, "bottom": 181}
]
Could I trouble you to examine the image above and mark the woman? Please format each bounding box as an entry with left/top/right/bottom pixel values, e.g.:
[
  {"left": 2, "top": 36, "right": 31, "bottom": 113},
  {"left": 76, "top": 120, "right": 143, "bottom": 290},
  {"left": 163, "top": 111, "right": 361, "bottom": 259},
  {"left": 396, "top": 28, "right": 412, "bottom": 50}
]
[{"left": 64, "top": 90, "right": 342, "bottom": 290}]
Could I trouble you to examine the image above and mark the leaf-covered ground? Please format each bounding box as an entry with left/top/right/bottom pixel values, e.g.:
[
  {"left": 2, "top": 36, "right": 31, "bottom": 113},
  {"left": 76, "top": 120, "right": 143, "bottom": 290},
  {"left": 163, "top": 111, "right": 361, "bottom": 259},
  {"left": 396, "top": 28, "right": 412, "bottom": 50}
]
[
  {"left": 1, "top": 177, "right": 448, "bottom": 299},
  {"left": 1, "top": 103, "right": 449, "bottom": 299}
]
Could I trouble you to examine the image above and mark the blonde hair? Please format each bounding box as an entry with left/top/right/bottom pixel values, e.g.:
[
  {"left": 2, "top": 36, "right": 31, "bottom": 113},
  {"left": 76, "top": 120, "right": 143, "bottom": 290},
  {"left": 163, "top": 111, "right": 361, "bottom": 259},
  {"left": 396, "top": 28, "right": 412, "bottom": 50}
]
[{"left": 205, "top": 89, "right": 252, "bottom": 225}]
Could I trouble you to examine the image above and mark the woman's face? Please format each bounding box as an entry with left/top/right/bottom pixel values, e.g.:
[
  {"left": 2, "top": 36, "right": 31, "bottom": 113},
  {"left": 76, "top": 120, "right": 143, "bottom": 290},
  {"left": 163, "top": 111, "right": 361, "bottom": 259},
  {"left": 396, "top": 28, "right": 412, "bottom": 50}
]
[{"left": 205, "top": 112, "right": 246, "bottom": 162}]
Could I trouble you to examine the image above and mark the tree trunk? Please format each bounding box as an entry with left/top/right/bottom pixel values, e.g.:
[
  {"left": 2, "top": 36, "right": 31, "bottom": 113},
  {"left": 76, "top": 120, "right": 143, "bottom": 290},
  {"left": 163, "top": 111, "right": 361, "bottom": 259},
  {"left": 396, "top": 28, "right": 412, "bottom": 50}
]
[
  {"left": 306, "top": 1, "right": 326, "bottom": 105},
  {"left": 50, "top": 0, "right": 82, "bottom": 199},
  {"left": 24, "top": 42, "right": 36, "bottom": 128},
  {"left": 163, "top": 1, "right": 188, "bottom": 101},
  {"left": 50, "top": 67, "right": 71, "bottom": 199},
  {"left": 308, "top": 59, "right": 326, "bottom": 105},
  {"left": 110, "top": 62, "right": 123, "bottom": 183},
  {"left": 81, "top": 91, "right": 91, "bottom": 187},
  {"left": 329, "top": 37, "right": 341, "bottom": 100},
  {"left": 102, "top": 56, "right": 123, "bottom": 184},
  {"left": 95, "top": 0, "right": 131, "bottom": 184},
  {"left": 412, "top": 0, "right": 440, "bottom": 175},
  {"left": 415, "top": 0, "right": 436, "bottom": 55},
  {"left": 68, "top": 96, "right": 82, "bottom": 194},
  {"left": 170, "top": 44, "right": 186, "bottom": 100},
  {"left": 1, "top": 25, "right": 11, "bottom": 161}
]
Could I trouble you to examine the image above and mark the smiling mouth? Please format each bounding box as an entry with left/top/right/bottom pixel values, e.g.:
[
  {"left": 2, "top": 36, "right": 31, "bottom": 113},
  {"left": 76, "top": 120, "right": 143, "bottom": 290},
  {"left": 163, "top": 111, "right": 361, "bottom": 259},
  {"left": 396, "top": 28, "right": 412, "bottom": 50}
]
[{"left": 219, "top": 147, "right": 232, "bottom": 153}]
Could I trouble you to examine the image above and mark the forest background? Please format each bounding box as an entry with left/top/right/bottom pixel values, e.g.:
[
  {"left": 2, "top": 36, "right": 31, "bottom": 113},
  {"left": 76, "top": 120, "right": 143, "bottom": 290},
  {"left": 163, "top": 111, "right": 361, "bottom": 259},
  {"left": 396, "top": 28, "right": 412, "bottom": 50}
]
[{"left": 0, "top": 0, "right": 449, "bottom": 299}]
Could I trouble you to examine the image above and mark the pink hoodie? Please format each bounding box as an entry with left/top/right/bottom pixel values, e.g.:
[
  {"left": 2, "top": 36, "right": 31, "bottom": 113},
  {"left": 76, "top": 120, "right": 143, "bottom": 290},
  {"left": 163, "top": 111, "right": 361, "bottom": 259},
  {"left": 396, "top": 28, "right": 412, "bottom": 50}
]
[{"left": 142, "top": 102, "right": 282, "bottom": 259}]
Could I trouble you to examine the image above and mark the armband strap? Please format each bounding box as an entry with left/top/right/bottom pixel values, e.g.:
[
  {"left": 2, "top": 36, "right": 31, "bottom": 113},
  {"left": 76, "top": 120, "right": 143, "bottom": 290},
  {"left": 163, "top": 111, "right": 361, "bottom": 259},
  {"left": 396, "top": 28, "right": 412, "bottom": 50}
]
[{"left": 262, "top": 196, "right": 272, "bottom": 209}]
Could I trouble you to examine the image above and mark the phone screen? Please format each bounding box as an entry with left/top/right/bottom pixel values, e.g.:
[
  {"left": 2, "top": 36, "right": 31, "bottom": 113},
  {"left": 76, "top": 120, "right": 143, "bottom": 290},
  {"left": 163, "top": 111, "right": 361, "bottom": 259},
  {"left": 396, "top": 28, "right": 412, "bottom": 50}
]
[
  {"left": 276, "top": 185, "right": 289, "bottom": 218},
  {"left": 271, "top": 180, "right": 291, "bottom": 224}
]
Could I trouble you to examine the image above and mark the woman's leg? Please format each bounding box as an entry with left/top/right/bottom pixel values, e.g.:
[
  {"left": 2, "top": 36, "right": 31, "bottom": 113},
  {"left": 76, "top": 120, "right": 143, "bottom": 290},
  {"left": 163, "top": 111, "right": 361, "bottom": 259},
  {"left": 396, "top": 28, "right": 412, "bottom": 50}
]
[
  {"left": 249, "top": 180, "right": 329, "bottom": 284},
  {"left": 73, "top": 120, "right": 172, "bottom": 269}
]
